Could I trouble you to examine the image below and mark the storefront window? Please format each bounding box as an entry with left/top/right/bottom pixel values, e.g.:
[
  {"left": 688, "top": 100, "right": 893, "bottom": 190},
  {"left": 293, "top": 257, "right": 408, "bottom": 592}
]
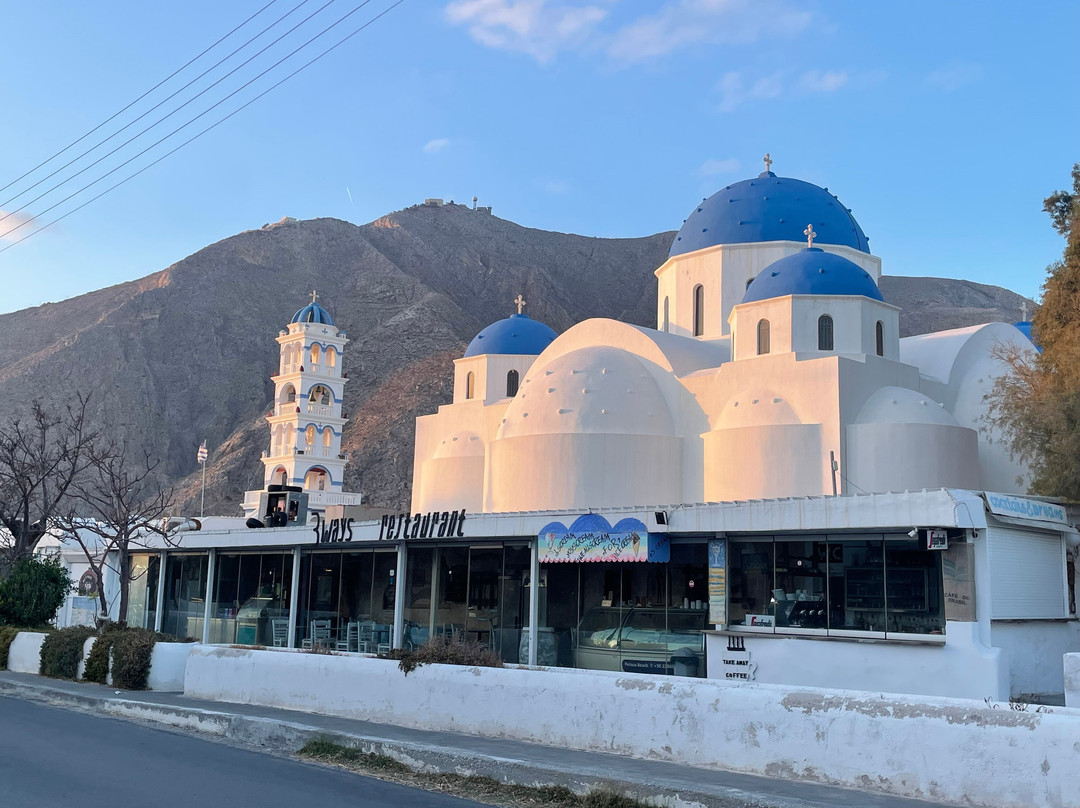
[
  {"left": 403, "top": 546, "right": 435, "bottom": 648},
  {"left": 210, "top": 553, "right": 293, "bottom": 645},
  {"left": 160, "top": 553, "right": 208, "bottom": 639},
  {"left": 126, "top": 554, "right": 156, "bottom": 630},
  {"left": 434, "top": 546, "right": 469, "bottom": 637},
  {"left": 728, "top": 534, "right": 946, "bottom": 640},
  {"left": 885, "top": 538, "right": 945, "bottom": 635}
]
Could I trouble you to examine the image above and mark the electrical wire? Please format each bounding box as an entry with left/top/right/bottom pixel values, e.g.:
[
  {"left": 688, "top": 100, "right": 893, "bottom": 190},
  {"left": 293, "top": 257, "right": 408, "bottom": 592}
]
[
  {"left": 0, "top": 0, "right": 281, "bottom": 198},
  {"left": 0, "top": 0, "right": 335, "bottom": 227},
  {"left": 0, "top": 0, "right": 406, "bottom": 255}
]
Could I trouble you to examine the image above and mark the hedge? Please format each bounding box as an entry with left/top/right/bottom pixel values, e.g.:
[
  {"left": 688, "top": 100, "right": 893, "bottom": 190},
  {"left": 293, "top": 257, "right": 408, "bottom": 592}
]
[
  {"left": 39, "top": 626, "right": 97, "bottom": 679},
  {"left": 0, "top": 626, "right": 19, "bottom": 669}
]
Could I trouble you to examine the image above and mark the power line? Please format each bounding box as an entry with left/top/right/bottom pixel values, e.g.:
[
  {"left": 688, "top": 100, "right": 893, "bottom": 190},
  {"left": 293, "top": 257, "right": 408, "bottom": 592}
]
[
  {"left": 0, "top": 0, "right": 335, "bottom": 227},
  {"left": 0, "top": 0, "right": 406, "bottom": 255},
  {"left": 0, "top": 0, "right": 281, "bottom": 199}
]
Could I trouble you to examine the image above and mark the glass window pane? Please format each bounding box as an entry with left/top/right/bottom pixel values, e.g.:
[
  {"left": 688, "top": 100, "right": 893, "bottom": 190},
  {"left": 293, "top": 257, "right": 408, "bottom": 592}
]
[
  {"left": 543, "top": 562, "right": 578, "bottom": 667},
  {"left": 829, "top": 538, "right": 884, "bottom": 633},
  {"left": 212, "top": 553, "right": 240, "bottom": 644},
  {"left": 728, "top": 541, "right": 773, "bottom": 627},
  {"left": 161, "top": 554, "right": 207, "bottom": 641},
  {"left": 886, "top": 537, "right": 945, "bottom": 635},
  {"left": 126, "top": 554, "right": 153, "bottom": 630},
  {"left": 500, "top": 545, "right": 531, "bottom": 663},
  {"left": 144, "top": 555, "right": 160, "bottom": 631},
  {"left": 404, "top": 547, "right": 435, "bottom": 648},
  {"left": 773, "top": 540, "right": 827, "bottom": 629},
  {"left": 434, "top": 547, "right": 469, "bottom": 639},
  {"left": 301, "top": 551, "right": 341, "bottom": 646},
  {"left": 466, "top": 547, "right": 501, "bottom": 649},
  {"left": 340, "top": 551, "right": 374, "bottom": 622}
]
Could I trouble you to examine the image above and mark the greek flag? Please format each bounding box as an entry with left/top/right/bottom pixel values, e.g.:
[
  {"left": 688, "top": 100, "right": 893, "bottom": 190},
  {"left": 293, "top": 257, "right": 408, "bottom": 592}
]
[{"left": 197, "top": 441, "right": 208, "bottom": 464}]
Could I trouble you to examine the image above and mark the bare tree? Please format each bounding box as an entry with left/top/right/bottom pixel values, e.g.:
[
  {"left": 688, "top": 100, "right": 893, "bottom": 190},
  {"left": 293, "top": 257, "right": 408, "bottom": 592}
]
[
  {"left": 0, "top": 395, "right": 96, "bottom": 572},
  {"left": 56, "top": 440, "right": 176, "bottom": 625}
]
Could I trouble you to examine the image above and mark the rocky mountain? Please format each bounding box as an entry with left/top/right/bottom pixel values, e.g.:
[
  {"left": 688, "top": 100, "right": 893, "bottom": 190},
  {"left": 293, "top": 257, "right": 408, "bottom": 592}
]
[{"left": 0, "top": 204, "right": 1033, "bottom": 514}]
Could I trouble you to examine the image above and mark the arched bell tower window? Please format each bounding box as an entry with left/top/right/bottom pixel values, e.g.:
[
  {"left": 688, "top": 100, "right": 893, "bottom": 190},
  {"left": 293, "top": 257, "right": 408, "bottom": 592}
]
[
  {"left": 506, "top": 369, "right": 519, "bottom": 397},
  {"left": 818, "top": 315, "right": 834, "bottom": 351},
  {"left": 310, "top": 344, "right": 321, "bottom": 366},
  {"left": 326, "top": 345, "right": 337, "bottom": 368},
  {"left": 662, "top": 297, "right": 669, "bottom": 333},
  {"left": 465, "top": 371, "right": 475, "bottom": 400},
  {"left": 305, "top": 425, "right": 316, "bottom": 447},
  {"left": 692, "top": 284, "right": 704, "bottom": 337},
  {"left": 875, "top": 321, "right": 884, "bottom": 357},
  {"left": 757, "top": 319, "right": 771, "bottom": 355}
]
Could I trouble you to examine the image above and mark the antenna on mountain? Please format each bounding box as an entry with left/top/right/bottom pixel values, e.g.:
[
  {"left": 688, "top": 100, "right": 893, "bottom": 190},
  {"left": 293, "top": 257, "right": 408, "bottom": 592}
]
[{"left": 473, "top": 196, "right": 478, "bottom": 210}]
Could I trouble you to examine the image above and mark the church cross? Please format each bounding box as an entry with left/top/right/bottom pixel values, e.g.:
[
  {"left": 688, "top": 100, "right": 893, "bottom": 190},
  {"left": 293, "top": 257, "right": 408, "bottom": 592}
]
[
  {"left": 804, "top": 224, "right": 816, "bottom": 248},
  {"left": 763, "top": 152, "right": 773, "bottom": 173},
  {"left": 514, "top": 294, "right": 526, "bottom": 314},
  {"left": 310, "top": 290, "right": 319, "bottom": 304}
]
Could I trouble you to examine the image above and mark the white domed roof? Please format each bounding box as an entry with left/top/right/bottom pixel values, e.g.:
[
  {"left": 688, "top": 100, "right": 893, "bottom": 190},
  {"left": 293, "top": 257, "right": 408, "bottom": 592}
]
[
  {"left": 497, "top": 347, "right": 675, "bottom": 439},
  {"left": 855, "top": 387, "right": 959, "bottom": 426}
]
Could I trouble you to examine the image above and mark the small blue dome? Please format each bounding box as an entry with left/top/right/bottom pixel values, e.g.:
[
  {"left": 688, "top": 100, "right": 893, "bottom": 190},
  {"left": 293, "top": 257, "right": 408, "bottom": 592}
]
[
  {"left": 291, "top": 302, "right": 334, "bottom": 325},
  {"left": 1013, "top": 321, "right": 1042, "bottom": 352},
  {"left": 670, "top": 172, "right": 870, "bottom": 257},
  {"left": 464, "top": 314, "right": 557, "bottom": 358},
  {"left": 743, "top": 248, "right": 883, "bottom": 304}
]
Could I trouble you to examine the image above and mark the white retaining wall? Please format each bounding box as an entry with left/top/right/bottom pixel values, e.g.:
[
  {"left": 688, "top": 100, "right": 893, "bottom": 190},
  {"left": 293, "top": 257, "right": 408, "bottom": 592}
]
[
  {"left": 1066, "top": 653, "right": 1080, "bottom": 708},
  {"left": 6, "top": 632, "right": 46, "bottom": 674},
  {"left": 991, "top": 621, "right": 1080, "bottom": 698},
  {"left": 184, "top": 646, "right": 1080, "bottom": 808},
  {"left": 147, "top": 642, "right": 198, "bottom": 692}
]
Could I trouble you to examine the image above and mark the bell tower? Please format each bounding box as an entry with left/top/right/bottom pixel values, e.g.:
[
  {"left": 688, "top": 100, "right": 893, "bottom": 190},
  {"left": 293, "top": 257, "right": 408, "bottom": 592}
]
[{"left": 255, "top": 292, "right": 361, "bottom": 514}]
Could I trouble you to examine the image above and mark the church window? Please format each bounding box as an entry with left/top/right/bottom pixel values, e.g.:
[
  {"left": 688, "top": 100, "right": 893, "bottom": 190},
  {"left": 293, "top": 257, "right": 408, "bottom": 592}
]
[
  {"left": 745, "top": 277, "right": 755, "bottom": 289},
  {"left": 326, "top": 345, "right": 337, "bottom": 368},
  {"left": 876, "top": 321, "right": 884, "bottom": 356},
  {"left": 692, "top": 285, "right": 705, "bottom": 337},
  {"left": 310, "top": 344, "right": 321, "bottom": 366},
  {"left": 309, "top": 385, "right": 331, "bottom": 405},
  {"left": 465, "top": 371, "right": 475, "bottom": 400},
  {"left": 757, "top": 319, "right": 770, "bottom": 355},
  {"left": 305, "top": 425, "right": 316, "bottom": 447},
  {"left": 506, "top": 369, "right": 520, "bottom": 397},
  {"left": 322, "top": 427, "right": 333, "bottom": 448},
  {"left": 662, "top": 297, "right": 670, "bottom": 333},
  {"left": 285, "top": 423, "right": 295, "bottom": 450},
  {"left": 818, "top": 315, "right": 834, "bottom": 351}
]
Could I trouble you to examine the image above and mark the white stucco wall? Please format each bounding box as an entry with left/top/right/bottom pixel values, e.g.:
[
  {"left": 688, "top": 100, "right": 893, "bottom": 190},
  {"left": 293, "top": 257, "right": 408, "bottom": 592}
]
[
  {"left": 706, "top": 623, "right": 1008, "bottom": 701},
  {"left": 991, "top": 621, "right": 1080, "bottom": 698},
  {"left": 147, "top": 642, "right": 199, "bottom": 691},
  {"left": 184, "top": 646, "right": 1079, "bottom": 808},
  {"left": 1066, "top": 653, "right": 1080, "bottom": 708},
  {"left": 7, "top": 632, "right": 46, "bottom": 674},
  {"left": 847, "top": 421, "right": 980, "bottom": 492}
]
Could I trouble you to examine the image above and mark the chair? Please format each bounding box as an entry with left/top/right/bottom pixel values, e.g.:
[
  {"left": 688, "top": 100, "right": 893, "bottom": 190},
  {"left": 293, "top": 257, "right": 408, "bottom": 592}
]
[
  {"left": 337, "top": 621, "right": 358, "bottom": 652},
  {"left": 271, "top": 618, "right": 288, "bottom": 648},
  {"left": 374, "top": 623, "right": 391, "bottom": 655},
  {"left": 357, "top": 622, "right": 375, "bottom": 653},
  {"left": 301, "top": 618, "right": 332, "bottom": 649}
]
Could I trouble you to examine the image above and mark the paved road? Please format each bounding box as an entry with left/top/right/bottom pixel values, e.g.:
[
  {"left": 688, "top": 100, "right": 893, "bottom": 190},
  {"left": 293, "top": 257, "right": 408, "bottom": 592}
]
[{"left": 0, "top": 696, "right": 482, "bottom": 808}]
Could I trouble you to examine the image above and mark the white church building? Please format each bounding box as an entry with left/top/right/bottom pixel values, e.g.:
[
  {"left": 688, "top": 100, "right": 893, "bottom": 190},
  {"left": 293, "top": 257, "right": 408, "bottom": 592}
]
[{"left": 107, "top": 161, "right": 1078, "bottom": 703}]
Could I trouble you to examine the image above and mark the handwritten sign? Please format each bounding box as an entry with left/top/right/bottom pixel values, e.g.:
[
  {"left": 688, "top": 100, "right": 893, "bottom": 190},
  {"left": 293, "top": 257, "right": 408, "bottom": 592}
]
[
  {"left": 943, "top": 542, "right": 975, "bottom": 622},
  {"left": 538, "top": 515, "right": 669, "bottom": 563},
  {"left": 708, "top": 539, "right": 727, "bottom": 625},
  {"left": 984, "top": 493, "right": 1066, "bottom": 524}
]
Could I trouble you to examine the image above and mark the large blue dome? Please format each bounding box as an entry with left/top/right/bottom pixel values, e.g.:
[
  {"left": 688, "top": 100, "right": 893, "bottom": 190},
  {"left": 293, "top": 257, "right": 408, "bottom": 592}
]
[
  {"left": 464, "top": 314, "right": 557, "bottom": 357},
  {"left": 670, "top": 172, "right": 870, "bottom": 258},
  {"left": 291, "top": 302, "right": 334, "bottom": 325},
  {"left": 743, "top": 248, "right": 883, "bottom": 304}
]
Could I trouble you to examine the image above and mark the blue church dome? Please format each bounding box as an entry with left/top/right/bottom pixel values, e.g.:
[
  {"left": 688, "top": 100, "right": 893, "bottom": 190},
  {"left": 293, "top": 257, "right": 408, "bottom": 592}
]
[
  {"left": 1013, "top": 321, "right": 1042, "bottom": 352},
  {"left": 464, "top": 314, "right": 557, "bottom": 358},
  {"left": 743, "top": 248, "right": 883, "bottom": 304},
  {"left": 292, "top": 302, "right": 335, "bottom": 325},
  {"left": 669, "top": 172, "right": 870, "bottom": 258}
]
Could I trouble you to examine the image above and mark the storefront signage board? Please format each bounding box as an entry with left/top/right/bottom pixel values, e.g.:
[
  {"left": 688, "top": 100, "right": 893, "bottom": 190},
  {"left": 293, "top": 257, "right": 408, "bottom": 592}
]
[
  {"left": 538, "top": 515, "right": 669, "bottom": 563},
  {"left": 708, "top": 539, "right": 727, "bottom": 625},
  {"left": 943, "top": 542, "right": 975, "bottom": 622},
  {"left": 983, "top": 493, "right": 1067, "bottom": 524}
]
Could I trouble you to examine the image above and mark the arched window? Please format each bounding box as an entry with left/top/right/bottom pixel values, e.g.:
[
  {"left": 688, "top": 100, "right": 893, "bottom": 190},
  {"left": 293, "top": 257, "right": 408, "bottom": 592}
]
[
  {"left": 322, "top": 427, "right": 333, "bottom": 448},
  {"left": 757, "top": 319, "right": 770, "bottom": 355},
  {"left": 506, "top": 369, "right": 520, "bottom": 397},
  {"left": 745, "top": 276, "right": 755, "bottom": 289},
  {"left": 310, "top": 344, "right": 321, "bottom": 366},
  {"left": 692, "top": 284, "right": 705, "bottom": 337},
  {"left": 273, "top": 424, "right": 283, "bottom": 453},
  {"left": 326, "top": 345, "right": 337, "bottom": 368},
  {"left": 875, "top": 321, "right": 884, "bottom": 357},
  {"left": 278, "top": 469, "right": 287, "bottom": 486},
  {"left": 465, "top": 371, "right": 475, "bottom": 400},
  {"left": 309, "top": 385, "right": 331, "bottom": 405},
  {"left": 304, "top": 468, "right": 328, "bottom": 491},
  {"left": 662, "top": 297, "right": 670, "bottom": 333},
  {"left": 305, "top": 425, "right": 316, "bottom": 447},
  {"left": 284, "top": 423, "right": 295, "bottom": 450},
  {"left": 818, "top": 315, "right": 834, "bottom": 351}
]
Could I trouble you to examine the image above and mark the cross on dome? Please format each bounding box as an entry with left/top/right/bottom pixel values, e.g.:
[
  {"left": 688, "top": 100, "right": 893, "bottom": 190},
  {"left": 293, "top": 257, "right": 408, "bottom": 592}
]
[
  {"left": 310, "top": 290, "right": 319, "bottom": 304},
  {"left": 514, "top": 294, "right": 526, "bottom": 314},
  {"left": 804, "top": 224, "right": 817, "bottom": 248},
  {"left": 763, "top": 153, "right": 773, "bottom": 173}
]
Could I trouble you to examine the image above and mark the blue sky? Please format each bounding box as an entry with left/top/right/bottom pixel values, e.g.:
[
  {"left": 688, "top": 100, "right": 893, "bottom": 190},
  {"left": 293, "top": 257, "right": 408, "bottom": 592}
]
[{"left": 1, "top": 0, "right": 1077, "bottom": 315}]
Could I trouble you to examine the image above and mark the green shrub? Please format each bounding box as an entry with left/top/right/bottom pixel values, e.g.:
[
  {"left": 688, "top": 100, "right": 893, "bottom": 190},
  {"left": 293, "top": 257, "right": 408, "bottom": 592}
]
[
  {"left": 39, "top": 626, "right": 96, "bottom": 679},
  {"left": 384, "top": 635, "right": 504, "bottom": 676},
  {"left": 0, "top": 626, "right": 19, "bottom": 669},
  {"left": 111, "top": 627, "right": 159, "bottom": 690},
  {"left": 0, "top": 556, "right": 71, "bottom": 627},
  {"left": 83, "top": 622, "right": 125, "bottom": 684}
]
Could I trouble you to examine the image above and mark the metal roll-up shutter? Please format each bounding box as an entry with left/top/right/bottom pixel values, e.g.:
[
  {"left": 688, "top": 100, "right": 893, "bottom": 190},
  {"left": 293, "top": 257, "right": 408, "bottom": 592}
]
[{"left": 988, "top": 526, "right": 1066, "bottom": 619}]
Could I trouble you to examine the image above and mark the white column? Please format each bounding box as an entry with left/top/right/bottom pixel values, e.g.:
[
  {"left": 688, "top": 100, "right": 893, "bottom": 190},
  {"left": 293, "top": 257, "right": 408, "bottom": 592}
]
[
  {"left": 201, "top": 549, "right": 216, "bottom": 644},
  {"left": 287, "top": 547, "right": 302, "bottom": 648},
  {"left": 393, "top": 543, "right": 407, "bottom": 649},
  {"left": 154, "top": 552, "right": 167, "bottom": 633},
  {"left": 528, "top": 539, "right": 539, "bottom": 666}
]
